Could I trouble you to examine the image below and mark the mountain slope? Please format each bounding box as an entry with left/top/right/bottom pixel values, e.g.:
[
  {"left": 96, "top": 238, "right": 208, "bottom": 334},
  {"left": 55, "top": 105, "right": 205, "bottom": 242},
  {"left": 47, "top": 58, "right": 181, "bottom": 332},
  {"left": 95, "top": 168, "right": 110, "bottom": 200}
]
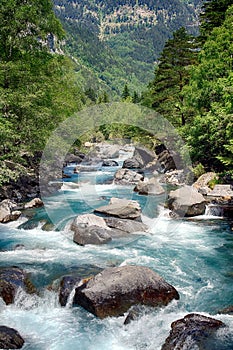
[{"left": 53, "top": 0, "right": 203, "bottom": 96}]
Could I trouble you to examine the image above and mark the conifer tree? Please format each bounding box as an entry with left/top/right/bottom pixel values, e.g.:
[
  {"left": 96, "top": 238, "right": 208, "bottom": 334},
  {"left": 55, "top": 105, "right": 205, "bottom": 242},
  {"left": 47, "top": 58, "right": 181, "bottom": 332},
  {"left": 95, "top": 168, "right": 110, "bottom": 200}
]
[
  {"left": 143, "top": 27, "right": 197, "bottom": 126},
  {"left": 200, "top": 0, "right": 233, "bottom": 41}
]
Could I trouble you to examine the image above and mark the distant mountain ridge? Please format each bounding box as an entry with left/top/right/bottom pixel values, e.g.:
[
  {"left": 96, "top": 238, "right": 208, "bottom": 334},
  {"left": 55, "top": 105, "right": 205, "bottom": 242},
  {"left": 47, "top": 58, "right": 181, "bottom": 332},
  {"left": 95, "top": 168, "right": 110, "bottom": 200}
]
[{"left": 53, "top": 0, "right": 203, "bottom": 96}]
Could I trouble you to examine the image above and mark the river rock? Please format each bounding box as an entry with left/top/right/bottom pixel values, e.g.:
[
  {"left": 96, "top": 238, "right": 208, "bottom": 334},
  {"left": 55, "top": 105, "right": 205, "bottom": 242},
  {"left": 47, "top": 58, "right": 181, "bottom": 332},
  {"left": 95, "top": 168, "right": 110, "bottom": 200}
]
[
  {"left": 71, "top": 213, "right": 112, "bottom": 245},
  {"left": 155, "top": 144, "right": 183, "bottom": 172},
  {"left": 64, "top": 153, "right": 83, "bottom": 164},
  {"left": 0, "top": 326, "right": 25, "bottom": 349},
  {"left": 134, "top": 177, "right": 165, "bottom": 195},
  {"left": 0, "top": 199, "right": 21, "bottom": 223},
  {"left": 0, "top": 267, "right": 36, "bottom": 305},
  {"left": 89, "top": 143, "right": 120, "bottom": 159},
  {"left": 59, "top": 276, "right": 81, "bottom": 306},
  {"left": 72, "top": 225, "right": 112, "bottom": 246},
  {"left": 193, "top": 172, "right": 217, "bottom": 189},
  {"left": 114, "top": 168, "right": 144, "bottom": 185},
  {"left": 104, "top": 217, "right": 148, "bottom": 234},
  {"left": 94, "top": 198, "right": 141, "bottom": 220},
  {"left": 122, "top": 158, "right": 141, "bottom": 169},
  {"left": 74, "top": 265, "right": 179, "bottom": 318},
  {"left": 24, "top": 197, "right": 43, "bottom": 209},
  {"left": 162, "top": 170, "right": 189, "bottom": 186},
  {"left": 161, "top": 313, "right": 225, "bottom": 350},
  {"left": 102, "top": 160, "right": 119, "bottom": 167},
  {"left": 207, "top": 184, "right": 233, "bottom": 199},
  {"left": 124, "top": 305, "right": 142, "bottom": 325},
  {"left": 218, "top": 305, "right": 233, "bottom": 315},
  {"left": 123, "top": 146, "right": 156, "bottom": 170},
  {"left": 167, "top": 186, "right": 206, "bottom": 217}
]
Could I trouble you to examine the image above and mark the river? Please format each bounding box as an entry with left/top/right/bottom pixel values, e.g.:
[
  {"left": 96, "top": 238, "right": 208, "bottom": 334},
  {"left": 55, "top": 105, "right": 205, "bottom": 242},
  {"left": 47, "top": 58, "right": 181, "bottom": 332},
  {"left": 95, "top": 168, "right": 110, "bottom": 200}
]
[{"left": 0, "top": 150, "right": 233, "bottom": 349}]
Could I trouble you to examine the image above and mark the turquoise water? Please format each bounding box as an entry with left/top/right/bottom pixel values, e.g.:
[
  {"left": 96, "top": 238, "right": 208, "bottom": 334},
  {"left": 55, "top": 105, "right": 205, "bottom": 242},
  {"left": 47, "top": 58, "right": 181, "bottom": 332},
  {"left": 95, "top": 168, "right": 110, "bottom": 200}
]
[{"left": 1, "top": 161, "right": 233, "bottom": 349}]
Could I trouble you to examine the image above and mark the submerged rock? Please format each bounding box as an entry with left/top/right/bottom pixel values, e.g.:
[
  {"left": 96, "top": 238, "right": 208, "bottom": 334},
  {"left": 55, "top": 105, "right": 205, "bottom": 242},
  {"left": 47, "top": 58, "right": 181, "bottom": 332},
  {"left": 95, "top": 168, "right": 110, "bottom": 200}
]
[
  {"left": 74, "top": 265, "right": 179, "bottom": 318},
  {"left": 134, "top": 177, "right": 165, "bottom": 195},
  {"left": 161, "top": 313, "right": 225, "bottom": 350},
  {"left": 0, "top": 267, "right": 36, "bottom": 305},
  {"left": 218, "top": 305, "right": 233, "bottom": 315},
  {"left": 0, "top": 326, "right": 24, "bottom": 349},
  {"left": 94, "top": 197, "right": 141, "bottom": 220},
  {"left": 0, "top": 199, "right": 21, "bottom": 223},
  {"left": 124, "top": 305, "right": 142, "bottom": 325},
  {"left": 167, "top": 186, "right": 206, "bottom": 217}
]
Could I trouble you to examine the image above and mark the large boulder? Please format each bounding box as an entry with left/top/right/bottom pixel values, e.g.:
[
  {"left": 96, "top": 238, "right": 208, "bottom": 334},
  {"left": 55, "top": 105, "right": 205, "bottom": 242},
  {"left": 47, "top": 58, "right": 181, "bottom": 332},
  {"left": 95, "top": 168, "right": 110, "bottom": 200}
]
[
  {"left": 71, "top": 213, "right": 112, "bottom": 246},
  {"left": 0, "top": 326, "right": 24, "bottom": 349},
  {"left": 94, "top": 198, "right": 141, "bottom": 220},
  {"left": 114, "top": 168, "right": 144, "bottom": 185},
  {"left": 104, "top": 217, "right": 148, "bottom": 234},
  {"left": 0, "top": 267, "right": 36, "bottom": 305},
  {"left": 134, "top": 177, "right": 165, "bottom": 195},
  {"left": 161, "top": 313, "right": 225, "bottom": 350},
  {"left": 123, "top": 146, "right": 156, "bottom": 170},
  {"left": 0, "top": 200, "right": 21, "bottom": 223},
  {"left": 74, "top": 265, "right": 179, "bottom": 318},
  {"left": 167, "top": 186, "right": 206, "bottom": 217}
]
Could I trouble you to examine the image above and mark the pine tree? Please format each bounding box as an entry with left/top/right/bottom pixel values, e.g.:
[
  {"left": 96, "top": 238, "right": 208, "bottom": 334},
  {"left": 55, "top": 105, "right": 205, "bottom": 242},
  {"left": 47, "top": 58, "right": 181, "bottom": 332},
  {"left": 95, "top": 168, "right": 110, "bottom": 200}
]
[
  {"left": 200, "top": 0, "right": 233, "bottom": 41},
  {"left": 143, "top": 27, "right": 197, "bottom": 126},
  {"left": 121, "top": 83, "right": 130, "bottom": 100}
]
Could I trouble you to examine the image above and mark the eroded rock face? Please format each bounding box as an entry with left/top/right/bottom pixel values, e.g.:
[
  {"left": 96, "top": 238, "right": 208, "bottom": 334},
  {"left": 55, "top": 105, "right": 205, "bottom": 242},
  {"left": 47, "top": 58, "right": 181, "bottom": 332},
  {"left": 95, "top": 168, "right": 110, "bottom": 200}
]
[
  {"left": 134, "top": 177, "right": 165, "bottom": 196},
  {"left": 161, "top": 313, "right": 225, "bottom": 350},
  {"left": 167, "top": 186, "right": 206, "bottom": 217},
  {"left": 94, "top": 198, "right": 141, "bottom": 220},
  {"left": 74, "top": 265, "right": 179, "bottom": 318},
  {"left": 0, "top": 199, "right": 21, "bottom": 223},
  {"left": 0, "top": 326, "right": 24, "bottom": 349},
  {"left": 0, "top": 267, "right": 36, "bottom": 305}
]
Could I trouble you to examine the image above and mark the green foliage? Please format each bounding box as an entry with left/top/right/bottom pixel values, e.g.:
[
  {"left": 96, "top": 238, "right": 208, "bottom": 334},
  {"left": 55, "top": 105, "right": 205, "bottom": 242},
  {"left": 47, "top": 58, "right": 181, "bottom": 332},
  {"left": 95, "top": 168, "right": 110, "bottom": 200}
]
[
  {"left": 179, "top": 6, "right": 233, "bottom": 172},
  {"left": 192, "top": 163, "right": 205, "bottom": 178},
  {"left": 142, "top": 27, "right": 198, "bottom": 126},
  {"left": 0, "top": 0, "right": 84, "bottom": 185},
  {"left": 200, "top": 0, "right": 233, "bottom": 41}
]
